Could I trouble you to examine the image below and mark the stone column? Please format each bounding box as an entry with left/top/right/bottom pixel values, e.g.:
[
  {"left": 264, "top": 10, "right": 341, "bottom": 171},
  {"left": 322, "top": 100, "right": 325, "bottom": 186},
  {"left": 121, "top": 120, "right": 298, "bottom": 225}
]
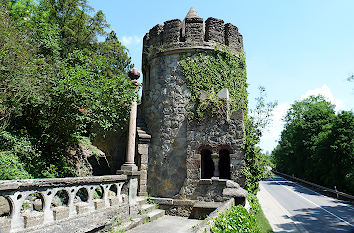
[
  {"left": 120, "top": 68, "right": 141, "bottom": 172},
  {"left": 211, "top": 153, "right": 219, "bottom": 177}
]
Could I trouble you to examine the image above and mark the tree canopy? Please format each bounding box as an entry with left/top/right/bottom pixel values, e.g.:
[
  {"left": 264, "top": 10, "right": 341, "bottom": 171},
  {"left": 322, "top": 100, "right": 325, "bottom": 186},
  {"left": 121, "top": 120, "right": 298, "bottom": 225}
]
[
  {"left": 0, "top": 0, "right": 135, "bottom": 179},
  {"left": 272, "top": 96, "right": 354, "bottom": 194}
]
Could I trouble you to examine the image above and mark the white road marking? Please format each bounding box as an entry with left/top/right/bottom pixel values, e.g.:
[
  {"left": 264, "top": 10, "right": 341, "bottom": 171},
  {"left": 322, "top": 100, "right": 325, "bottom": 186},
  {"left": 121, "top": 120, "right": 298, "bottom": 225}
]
[
  {"left": 259, "top": 183, "right": 309, "bottom": 232},
  {"left": 275, "top": 176, "right": 354, "bottom": 211},
  {"left": 274, "top": 179, "right": 354, "bottom": 228}
]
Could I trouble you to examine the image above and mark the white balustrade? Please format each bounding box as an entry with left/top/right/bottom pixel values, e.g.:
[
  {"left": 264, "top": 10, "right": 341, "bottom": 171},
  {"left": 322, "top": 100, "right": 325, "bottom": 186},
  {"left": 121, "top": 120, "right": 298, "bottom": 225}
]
[{"left": 0, "top": 175, "right": 130, "bottom": 233}]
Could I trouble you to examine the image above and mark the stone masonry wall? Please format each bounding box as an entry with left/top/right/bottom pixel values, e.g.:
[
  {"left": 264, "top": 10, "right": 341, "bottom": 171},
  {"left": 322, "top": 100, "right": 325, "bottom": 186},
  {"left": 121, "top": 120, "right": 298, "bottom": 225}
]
[
  {"left": 142, "top": 54, "right": 189, "bottom": 197},
  {"left": 142, "top": 16, "right": 243, "bottom": 66},
  {"left": 142, "top": 10, "right": 246, "bottom": 198},
  {"left": 180, "top": 110, "right": 246, "bottom": 201}
]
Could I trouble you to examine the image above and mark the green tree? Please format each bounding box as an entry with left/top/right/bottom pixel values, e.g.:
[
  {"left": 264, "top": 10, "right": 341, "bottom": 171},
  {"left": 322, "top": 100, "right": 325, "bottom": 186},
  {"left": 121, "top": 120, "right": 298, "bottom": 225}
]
[
  {"left": 0, "top": 0, "right": 135, "bottom": 179},
  {"left": 273, "top": 96, "right": 354, "bottom": 194},
  {"left": 243, "top": 87, "right": 277, "bottom": 193}
]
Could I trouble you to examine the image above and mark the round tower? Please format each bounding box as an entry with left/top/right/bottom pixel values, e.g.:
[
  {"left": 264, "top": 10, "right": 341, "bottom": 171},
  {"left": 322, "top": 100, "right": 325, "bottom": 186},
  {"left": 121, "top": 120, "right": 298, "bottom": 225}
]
[{"left": 141, "top": 8, "right": 246, "bottom": 198}]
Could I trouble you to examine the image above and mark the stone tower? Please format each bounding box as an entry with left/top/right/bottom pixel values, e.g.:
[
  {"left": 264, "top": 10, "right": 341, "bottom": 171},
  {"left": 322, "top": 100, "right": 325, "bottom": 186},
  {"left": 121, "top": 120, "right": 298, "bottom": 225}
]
[{"left": 141, "top": 8, "right": 246, "bottom": 200}]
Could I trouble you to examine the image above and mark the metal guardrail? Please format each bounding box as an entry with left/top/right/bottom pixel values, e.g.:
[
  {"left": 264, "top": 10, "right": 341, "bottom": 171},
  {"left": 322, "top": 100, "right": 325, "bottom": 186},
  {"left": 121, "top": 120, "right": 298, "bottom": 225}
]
[{"left": 273, "top": 170, "right": 354, "bottom": 201}]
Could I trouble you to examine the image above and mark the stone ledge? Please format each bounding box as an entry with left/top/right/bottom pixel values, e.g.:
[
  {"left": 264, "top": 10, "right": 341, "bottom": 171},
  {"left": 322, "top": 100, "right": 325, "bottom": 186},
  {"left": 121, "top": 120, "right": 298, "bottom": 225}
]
[
  {"left": 116, "top": 170, "right": 140, "bottom": 176},
  {"left": 193, "top": 201, "right": 222, "bottom": 209},
  {"left": 0, "top": 175, "right": 127, "bottom": 192},
  {"left": 149, "top": 197, "right": 173, "bottom": 205}
]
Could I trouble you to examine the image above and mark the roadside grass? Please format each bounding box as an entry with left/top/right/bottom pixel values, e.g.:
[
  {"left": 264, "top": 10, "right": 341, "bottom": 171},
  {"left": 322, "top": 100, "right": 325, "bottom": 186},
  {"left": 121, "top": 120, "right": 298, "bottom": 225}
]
[
  {"left": 249, "top": 193, "right": 273, "bottom": 233},
  {"left": 254, "top": 205, "right": 273, "bottom": 233}
]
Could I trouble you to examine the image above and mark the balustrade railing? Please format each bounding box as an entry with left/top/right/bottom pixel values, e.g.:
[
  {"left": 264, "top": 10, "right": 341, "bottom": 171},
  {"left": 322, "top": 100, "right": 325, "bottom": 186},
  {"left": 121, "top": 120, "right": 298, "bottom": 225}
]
[{"left": 0, "top": 175, "right": 129, "bottom": 233}]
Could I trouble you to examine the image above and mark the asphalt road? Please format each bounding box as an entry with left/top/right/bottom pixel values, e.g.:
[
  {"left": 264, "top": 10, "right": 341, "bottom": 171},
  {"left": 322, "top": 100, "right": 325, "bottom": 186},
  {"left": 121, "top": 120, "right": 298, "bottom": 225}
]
[{"left": 260, "top": 176, "right": 354, "bottom": 233}]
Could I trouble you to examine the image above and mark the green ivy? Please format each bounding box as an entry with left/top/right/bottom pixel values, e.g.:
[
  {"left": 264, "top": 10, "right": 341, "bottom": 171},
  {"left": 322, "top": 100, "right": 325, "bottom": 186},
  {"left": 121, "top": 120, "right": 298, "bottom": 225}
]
[
  {"left": 179, "top": 47, "right": 247, "bottom": 120},
  {"left": 180, "top": 47, "right": 275, "bottom": 195},
  {"left": 210, "top": 205, "right": 261, "bottom": 233}
]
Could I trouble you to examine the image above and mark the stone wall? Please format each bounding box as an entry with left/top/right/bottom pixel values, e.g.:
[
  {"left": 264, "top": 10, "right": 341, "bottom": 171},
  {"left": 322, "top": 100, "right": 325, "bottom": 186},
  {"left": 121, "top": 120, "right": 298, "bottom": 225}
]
[
  {"left": 142, "top": 13, "right": 243, "bottom": 65},
  {"left": 180, "top": 109, "right": 246, "bottom": 201},
  {"left": 142, "top": 53, "right": 189, "bottom": 197},
  {"left": 142, "top": 9, "right": 246, "bottom": 199}
]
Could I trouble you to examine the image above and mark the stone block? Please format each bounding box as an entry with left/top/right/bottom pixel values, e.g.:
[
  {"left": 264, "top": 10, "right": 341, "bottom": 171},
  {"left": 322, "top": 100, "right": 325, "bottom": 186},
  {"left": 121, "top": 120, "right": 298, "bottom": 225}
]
[
  {"left": 93, "top": 199, "right": 105, "bottom": 210},
  {"left": 187, "top": 169, "right": 199, "bottom": 179},
  {"left": 33, "top": 198, "right": 42, "bottom": 211},
  {"left": 129, "top": 178, "right": 138, "bottom": 205},
  {"left": 150, "top": 197, "right": 173, "bottom": 205},
  {"left": 138, "top": 144, "right": 148, "bottom": 155},
  {"left": 223, "top": 188, "right": 248, "bottom": 199},
  {"left": 226, "top": 180, "right": 240, "bottom": 189},
  {"left": 140, "top": 154, "right": 149, "bottom": 164},
  {"left": 52, "top": 206, "right": 69, "bottom": 221},
  {"left": 140, "top": 171, "right": 147, "bottom": 180},
  {"left": 109, "top": 197, "right": 120, "bottom": 206},
  {"left": 199, "top": 179, "right": 212, "bottom": 185},
  {"left": 23, "top": 211, "right": 43, "bottom": 228},
  {"left": 139, "top": 186, "right": 147, "bottom": 193},
  {"left": 75, "top": 202, "right": 90, "bottom": 214},
  {"left": 205, "top": 17, "right": 225, "bottom": 43},
  {"left": 0, "top": 217, "right": 11, "bottom": 233},
  {"left": 139, "top": 179, "right": 147, "bottom": 186},
  {"left": 173, "top": 199, "right": 195, "bottom": 206},
  {"left": 217, "top": 88, "right": 229, "bottom": 100},
  {"left": 187, "top": 159, "right": 201, "bottom": 169},
  {"left": 0, "top": 197, "right": 10, "bottom": 216}
]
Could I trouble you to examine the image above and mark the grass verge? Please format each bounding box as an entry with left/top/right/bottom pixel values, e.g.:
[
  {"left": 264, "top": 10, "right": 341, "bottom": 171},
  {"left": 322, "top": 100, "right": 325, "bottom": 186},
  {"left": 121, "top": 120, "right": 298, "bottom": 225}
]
[{"left": 249, "top": 193, "right": 273, "bottom": 233}]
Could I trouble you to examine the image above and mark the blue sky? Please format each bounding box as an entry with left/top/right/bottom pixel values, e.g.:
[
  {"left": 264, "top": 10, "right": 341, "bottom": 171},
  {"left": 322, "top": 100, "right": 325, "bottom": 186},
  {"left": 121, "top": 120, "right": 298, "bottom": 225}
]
[{"left": 89, "top": 0, "right": 354, "bottom": 152}]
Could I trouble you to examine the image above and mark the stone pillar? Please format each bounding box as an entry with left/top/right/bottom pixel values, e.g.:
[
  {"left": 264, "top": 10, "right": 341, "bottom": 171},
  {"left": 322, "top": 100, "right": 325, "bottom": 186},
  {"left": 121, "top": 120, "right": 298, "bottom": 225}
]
[
  {"left": 120, "top": 68, "right": 141, "bottom": 172},
  {"left": 211, "top": 153, "right": 219, "bottom": 177}
]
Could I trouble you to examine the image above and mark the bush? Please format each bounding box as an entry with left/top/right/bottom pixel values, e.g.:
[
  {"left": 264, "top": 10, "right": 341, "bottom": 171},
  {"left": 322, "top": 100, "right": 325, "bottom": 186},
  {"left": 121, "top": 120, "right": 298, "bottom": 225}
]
[
  {"left": 0, "top": 151, "right": 32, "bottom": 180},
  {"left": 210, "top": 205, "right": 261, "bottom": 233}
]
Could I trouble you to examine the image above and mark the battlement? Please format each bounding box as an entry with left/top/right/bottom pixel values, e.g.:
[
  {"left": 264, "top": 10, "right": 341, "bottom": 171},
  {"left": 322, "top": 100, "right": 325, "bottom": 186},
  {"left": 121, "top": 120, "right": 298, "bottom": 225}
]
[{"left": 142, "top": 8, "right": 243, "bottom": 63}]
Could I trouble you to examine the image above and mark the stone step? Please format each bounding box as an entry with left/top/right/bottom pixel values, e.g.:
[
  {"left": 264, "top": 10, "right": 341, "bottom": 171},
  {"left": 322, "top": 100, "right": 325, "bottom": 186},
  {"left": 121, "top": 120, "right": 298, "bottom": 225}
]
[
  {"left": 141, "top": 204, "right": 155, "bottom": 213},
  {"left": 138, "top": 133, "right": 151, "bottom": 139},
  {"left": 136, "top": 196, "right": 148, "bottom": 206},
  {"left": 118, "top": 217, "right": 144, "bottom": 231},
  {"left": 146, "top": 209, "right": 165, "bottom": 222},
  {"left": 137, "top": 127, "right": 149, "bottom": 134}
]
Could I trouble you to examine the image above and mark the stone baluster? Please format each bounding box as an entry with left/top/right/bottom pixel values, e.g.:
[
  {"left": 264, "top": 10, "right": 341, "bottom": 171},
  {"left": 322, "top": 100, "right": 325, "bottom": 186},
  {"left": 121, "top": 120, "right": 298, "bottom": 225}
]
[
  {"left": 8, "top": 192, "right": 25, "bottom": 231},
  {"left": 121, "top": 68, "right": 141, "bottom": 172},
  {"left": 117, "top": 182, "right": 124, "bottom": 203},
  {"left": 42, "top": 189, "right": 55, "bottom": 224},
  {"left": 212, "top": 153, "right": 220, "bottom": 177},
  {"left": 102, "top": 184, "right": 110, "bottom": 207},
  {"left": 68, "top": 187, "right": 78, "bottom": 217}
]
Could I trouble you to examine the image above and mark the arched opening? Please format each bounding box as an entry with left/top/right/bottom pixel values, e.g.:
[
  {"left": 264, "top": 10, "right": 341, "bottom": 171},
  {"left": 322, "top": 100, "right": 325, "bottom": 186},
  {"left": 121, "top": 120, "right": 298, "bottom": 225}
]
[
  {"left": 75, "top": 188, "right": 88, "bottom": 202},
  {"left": 219, "top": 149, "right": 230, "bottom": 179},
  {"left": 51, "top": 190, "right": 69, "bottom": 207},
  {"left": 94, "top": 186, "right": 104, "bottom": 199},
  {"left": 0, "top": 196, "right": 12, "bottom": 217},
  {"left": 201, "top": 149, "right": 214, "bottom": 179}
]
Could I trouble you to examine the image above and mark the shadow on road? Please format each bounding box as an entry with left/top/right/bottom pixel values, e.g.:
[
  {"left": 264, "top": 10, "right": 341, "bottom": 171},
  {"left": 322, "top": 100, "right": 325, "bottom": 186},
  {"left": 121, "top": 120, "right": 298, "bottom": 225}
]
[
  {"left": 266, "top": 176, "right": 328, "bottom": 197},
  {"left": 276, "top": 205, "right": 354, "bottom": 233}
]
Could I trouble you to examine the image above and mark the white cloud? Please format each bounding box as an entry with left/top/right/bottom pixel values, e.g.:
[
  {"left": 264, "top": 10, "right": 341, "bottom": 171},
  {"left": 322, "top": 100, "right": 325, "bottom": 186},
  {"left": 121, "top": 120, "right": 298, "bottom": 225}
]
[
  {"left": 121, "top": 36, "right": 142, "bottom": 46},
  {"left": 300, "top": 84, "right": 344, "bottom": 110},
  {"left": 259, "top": 84, "right": 344, "bottom": 152}
]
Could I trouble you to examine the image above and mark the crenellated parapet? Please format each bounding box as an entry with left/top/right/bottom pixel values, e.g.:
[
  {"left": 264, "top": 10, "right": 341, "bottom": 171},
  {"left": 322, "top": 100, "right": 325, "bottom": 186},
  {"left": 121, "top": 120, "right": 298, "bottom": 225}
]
[{"left": 142, "top": 8, "right": 244, "bottom": 65}]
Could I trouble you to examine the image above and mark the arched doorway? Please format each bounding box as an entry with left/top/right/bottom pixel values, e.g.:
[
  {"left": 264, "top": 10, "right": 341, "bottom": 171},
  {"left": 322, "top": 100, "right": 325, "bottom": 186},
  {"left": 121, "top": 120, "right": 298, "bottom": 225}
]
[
  {"left": 201, "top": 149, "right": 214, "bottom": 179},
  {"left": 219, "top": 149, "right": 230, "bottom": 179}
]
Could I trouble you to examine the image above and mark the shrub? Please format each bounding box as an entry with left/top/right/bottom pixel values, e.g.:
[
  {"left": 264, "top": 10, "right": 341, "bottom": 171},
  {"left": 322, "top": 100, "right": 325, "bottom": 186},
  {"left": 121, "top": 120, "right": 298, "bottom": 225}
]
[
  {"left": 0, "top": 151, "right": 32, "bottom": 180},
  {"left": 210, "top": 205, "right": 261, "bottom": 233}
]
